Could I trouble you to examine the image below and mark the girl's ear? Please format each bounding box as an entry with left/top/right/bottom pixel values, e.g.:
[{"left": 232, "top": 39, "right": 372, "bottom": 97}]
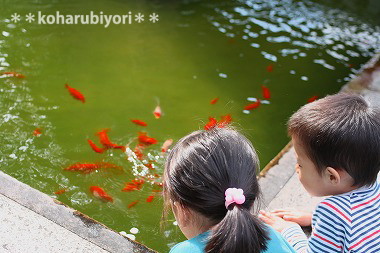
[
  {"left": 325, "top": 167, "right": 341, "bottom": 185},
  {"left": 172, "top": 201, "right": 191, "bottom": 227}
]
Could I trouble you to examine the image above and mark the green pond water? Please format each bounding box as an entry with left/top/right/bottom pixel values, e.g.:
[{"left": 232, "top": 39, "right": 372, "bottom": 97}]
[{"left": 1, "top": 0, "right": 379, "bottom": 252}]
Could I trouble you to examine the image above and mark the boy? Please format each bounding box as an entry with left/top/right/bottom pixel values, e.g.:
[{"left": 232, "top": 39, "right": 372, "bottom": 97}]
[{"left": 259, "top": 93, "right": 380, "bottom": 253}]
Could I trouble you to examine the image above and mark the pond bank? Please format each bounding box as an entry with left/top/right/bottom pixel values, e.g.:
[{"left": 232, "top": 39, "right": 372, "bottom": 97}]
[{"left": 0, "top": 170, "right": 156, "bottom": 253}]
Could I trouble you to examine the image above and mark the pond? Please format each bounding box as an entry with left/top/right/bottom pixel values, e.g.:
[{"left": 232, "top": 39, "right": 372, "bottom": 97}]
[{"left": 1, "top": 0, "right": 379, "bottom": 252}]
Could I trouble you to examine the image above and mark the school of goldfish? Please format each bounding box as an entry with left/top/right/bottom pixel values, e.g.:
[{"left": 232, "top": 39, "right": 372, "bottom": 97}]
[{"left": 2, "top": 65, "right": 320, "bottom": 207}]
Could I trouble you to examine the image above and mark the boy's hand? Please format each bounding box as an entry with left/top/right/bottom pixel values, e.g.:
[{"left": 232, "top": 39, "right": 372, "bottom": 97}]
[
  {"left": 259, "top": 210, "right": 298, "bottom": 233},
  {"left": 270, "top": 209, "right": 312, "bottom": 227}
]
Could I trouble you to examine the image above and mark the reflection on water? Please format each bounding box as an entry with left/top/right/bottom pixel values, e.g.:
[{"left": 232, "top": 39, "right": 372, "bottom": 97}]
[{"left": 0, "top": 0, "right": 379, "bottom": 252}]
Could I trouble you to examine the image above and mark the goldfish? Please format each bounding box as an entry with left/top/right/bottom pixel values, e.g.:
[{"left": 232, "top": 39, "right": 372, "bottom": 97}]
[
  {"left": 64, "top": 162, "right": 120, "bottom": 174},
  {"left": 122, "top": 179, "right": 145, "bottom": 192},
  {"left": 205, "top": 115, "right": 232, "bottom": 130},
  {"left": 262, "top": 85, "right": 271, "bottom": 99},
  {"left": 96, "top": 129, "right": 125, "bottom": 150},
  {"left": 210, "top": 98, "right": 219, "bottom": 104},
  {"left": 2, "top": 71, "right": 25, "bottom": 78},
  {"left": 146, "top": 196, "right": 154, "bottom": 202},
  {"left": 218, "top": 114, "right": 232, "bottom": 128},
  {"left": 90, "top": 186, "right": 113, "bottom": 202},
  {"left": 204, "top": 117, "right": 217, "bottom": 130},
  {"left": 307, "top": 96, "right": 319, "bottom": 103},
  {"left": 244, "top": 100, "right": 260, "bottom": 110},
  {"left": 266, "top": 64, "right": 273, "bottom": 72},
  {"left": 144, "top": 163, "right": 154, "bottom": 170},
  {"left": 161, "top": 139, "right": 173, "bottom": 153},
  {"left": 65, "top": 84, "right": 85, "bottom": 103},
  {"left": 33, "top": 128, "right": 42, "bottom": 136},
  {"left": 54, "top": 189, "right": 68, "bottom": 195},
  {"left": 128, "top": 200, "right": 139, "bottom": 208},
  {"left": 138, "top": 132, "right": 158, "bottom": 146},
  {"left": 87, "top": 139, "right": 105, "bottom": 153},
  {"left": 131, "top": 119, "right": 147, "bottom": 127},
  {"left": 153, "top": 105, "right": 162, "bottom": 119},
  {"left": 133, "top": 144, "right": 145, "bottom": 160}
]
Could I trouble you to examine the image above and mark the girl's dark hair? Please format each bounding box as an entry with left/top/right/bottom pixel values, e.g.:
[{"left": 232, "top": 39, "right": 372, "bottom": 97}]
[
  {"left": 288, "top": 93, "right": 380, "bottom": 186},
  {"left": 163, "top": 127, "right": 269, "bottom": 253}
]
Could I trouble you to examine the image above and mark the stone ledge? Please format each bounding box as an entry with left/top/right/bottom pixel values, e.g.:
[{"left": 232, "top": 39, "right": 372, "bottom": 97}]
[{"left": 0, "top": 170, "right": 156, "bottom": 253}]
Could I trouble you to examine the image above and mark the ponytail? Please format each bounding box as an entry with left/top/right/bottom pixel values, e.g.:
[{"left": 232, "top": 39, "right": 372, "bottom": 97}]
[{"left": 205, "top": 205, "right": 269, "bottom": 253}]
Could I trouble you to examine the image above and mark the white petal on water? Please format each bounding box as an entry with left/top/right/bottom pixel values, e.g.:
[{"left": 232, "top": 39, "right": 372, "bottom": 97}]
[
  {"left": 242, "top": 110, "right": 250, "bottom": 114},
  {"left": 219, "top": 73, "right": 227, "bottom": 78},
  {"left": 125, "top": 234, "right": 136, "bottom": 240},
  {"left": 130, "top": 227, "right": 139, "bottom": 234},
  {"left": 173, "top": 221, "right": 178, "bottom": 226},
  {"left": 301, "top": 76, "right": 309, "bottom": 81},
  {"left": 247, "top": 97, "right": 257, "bottom": 102},
  {"left": 260, "top": 100, "right": 271, "bottom": 104}
]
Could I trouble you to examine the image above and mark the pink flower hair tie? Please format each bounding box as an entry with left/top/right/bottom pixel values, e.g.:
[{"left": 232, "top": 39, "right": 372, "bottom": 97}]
[{"left": 225, "top": 188, "right": 245, "bottom": 209}]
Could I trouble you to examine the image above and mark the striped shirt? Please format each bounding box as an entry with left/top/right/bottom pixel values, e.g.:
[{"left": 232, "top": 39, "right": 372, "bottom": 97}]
[{"left": 282, "top": 179, "right": 380, "bottom": 253}]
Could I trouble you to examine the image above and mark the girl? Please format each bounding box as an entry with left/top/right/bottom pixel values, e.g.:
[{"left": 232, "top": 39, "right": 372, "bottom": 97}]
[{"left": 163, "top": 127, "right": 296, "bottom": 253}]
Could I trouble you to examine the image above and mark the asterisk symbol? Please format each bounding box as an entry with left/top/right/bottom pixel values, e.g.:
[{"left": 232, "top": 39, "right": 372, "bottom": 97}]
[
  {"left": 149, "top": 13, "right": 159, "bottom": 23},
  {"left": 11, "top": 13, "right": 21, "bottom": 23},
  {"left": 25, "top": 13, "right": 35, "bottom": 23},
  {"left": 135, "top": 13, "right": 144, "bottom": 23}
]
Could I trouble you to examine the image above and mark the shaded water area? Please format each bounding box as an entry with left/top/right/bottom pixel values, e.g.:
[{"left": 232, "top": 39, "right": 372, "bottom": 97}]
[{"left": 0, "top": 0, "right": 379, "bottom": 251}]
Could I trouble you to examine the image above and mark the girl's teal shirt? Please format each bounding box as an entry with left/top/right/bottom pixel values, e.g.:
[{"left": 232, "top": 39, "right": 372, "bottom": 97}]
[{"left": 169, "top": 225, "right": 296, "bottom": 253}]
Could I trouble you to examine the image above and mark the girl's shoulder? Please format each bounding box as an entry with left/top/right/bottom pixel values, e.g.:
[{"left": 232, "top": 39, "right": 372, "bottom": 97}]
[
  {"left": 169, "top": 232, "right": 209, "bottom": 253},
  {"left": 263, "top": 225, "right": 296, "bottom": 253}
]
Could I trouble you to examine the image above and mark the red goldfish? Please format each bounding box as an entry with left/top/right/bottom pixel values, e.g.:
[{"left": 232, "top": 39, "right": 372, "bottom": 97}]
[
  {"left": 96, "top": 129, "right": 125, "bottom": 151},
  {"left": 90, "top": 186, "right": 113, "bottom": 202},
  {"left": 146, "top": 196, "right": 154, "bottom": 202},
  {"left": 87, "top": 139, "right": 105, "bottom": 153},
  {"left": 64, "top": 162, "right": 120, "bottom": 174},
  {"left": 131, "top": 119, "right": 147, "bottom": 127},
  {"left": 205, "top": 115, "right": 232, "bottom": 130},
  {"left": 54, "top": 189, "right": 68, "bottom": 195},
  {"left": 161, "top": 139, "right": 173, "bottom": 153},
  {"left": 65, "top": 84, "right": 85, "bottom": 103},
  {"left": 307, "top": 96, "right": 319, "bottom": 103},
  {"left": 218, "top": 114, "right": 232, "bottom": 128},
  {"left": 153, "top": 105, "right": 162, "bottom": 119},
  {"left": 262, "top": 85, "right": 271, "bottom": 99},
  {"left": 144, "top": 163, "right": 154, "bottom": 170},
  {"left": 138, "top": 132, "right": 158, "bottom": 146},
  {"left": 2, "top": 71, "right": 25, "bottom": 78},
  {"left": 122, "top": 179, "right": 145, "bottom": 192},
  {"left": 266, "top": 64, "right": 273, "bottom": 72},
  {"left": 128, "top": 200, "right": 139, "bottom": 208},
  {"left": 210, "top": 98, "right": 219, "bottom": 104},
  {"left": 33, "top": 128, "right": 42, "bottom": 136},
  {"left": 244, "top": 100, "right": 260, "bottom": 110},
  {"left": 204, "top": 117, "right": 217, "bottom": 130},
  {"left": 133, "top": 144, "right": 145, "bottom": 160}
]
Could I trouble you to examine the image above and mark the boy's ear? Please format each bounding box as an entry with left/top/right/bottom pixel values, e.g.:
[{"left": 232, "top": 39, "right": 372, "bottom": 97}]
[{"left": 325, "top": 167, "right": 341, "bottom": 185}]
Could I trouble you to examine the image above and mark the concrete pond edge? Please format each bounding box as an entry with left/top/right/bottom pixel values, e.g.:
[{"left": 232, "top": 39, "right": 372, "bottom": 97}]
[{"left": 0, "top": 170, "right": 156, "bottom": 253}]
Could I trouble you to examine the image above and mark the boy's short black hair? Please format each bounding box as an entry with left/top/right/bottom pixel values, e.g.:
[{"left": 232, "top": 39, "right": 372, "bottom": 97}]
[{"left": 288, "top": 93, "right": 380, "bottom": 186}]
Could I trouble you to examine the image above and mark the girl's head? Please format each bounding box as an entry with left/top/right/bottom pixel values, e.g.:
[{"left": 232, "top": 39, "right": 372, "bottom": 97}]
[{"left": 163, "top": 127, "right": 268, "bottom": 253}]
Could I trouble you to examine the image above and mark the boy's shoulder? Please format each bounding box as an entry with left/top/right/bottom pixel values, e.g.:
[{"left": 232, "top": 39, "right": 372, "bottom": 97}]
[{"left": 314, "top": 181, "right": 380, "bottom": 223}]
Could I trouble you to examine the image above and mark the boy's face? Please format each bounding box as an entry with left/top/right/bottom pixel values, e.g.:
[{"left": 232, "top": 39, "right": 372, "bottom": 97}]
[{"left": 292, "top": 136, "right": 331, "bottom": 197}]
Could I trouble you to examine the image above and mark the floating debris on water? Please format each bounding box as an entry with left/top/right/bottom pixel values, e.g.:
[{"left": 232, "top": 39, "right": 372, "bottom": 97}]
[
  {"left": 130, "top": 227, "right": 139, "bottom": 234},
  {"left": 219, "top": 73, "right": 227, "bottom": 78}
]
